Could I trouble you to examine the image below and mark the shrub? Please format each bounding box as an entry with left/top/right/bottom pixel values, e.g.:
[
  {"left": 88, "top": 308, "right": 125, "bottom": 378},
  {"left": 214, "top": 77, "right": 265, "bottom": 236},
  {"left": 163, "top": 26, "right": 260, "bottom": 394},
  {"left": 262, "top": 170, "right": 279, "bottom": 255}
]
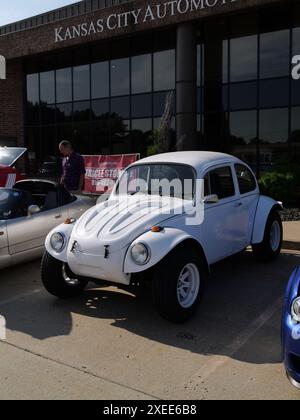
[{"left": 259, "top": 171, "right": 298, "bottom": 205}]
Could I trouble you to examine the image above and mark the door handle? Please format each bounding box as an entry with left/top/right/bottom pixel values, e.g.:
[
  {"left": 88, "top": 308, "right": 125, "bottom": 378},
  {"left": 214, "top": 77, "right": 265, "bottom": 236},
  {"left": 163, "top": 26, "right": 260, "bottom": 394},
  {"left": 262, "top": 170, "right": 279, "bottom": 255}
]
[
  {"left": 235, "top": 202, "right": 243, "bottom": 208},
  {"left": 55, "top": 214, "right": 62, "bottom": 219}
]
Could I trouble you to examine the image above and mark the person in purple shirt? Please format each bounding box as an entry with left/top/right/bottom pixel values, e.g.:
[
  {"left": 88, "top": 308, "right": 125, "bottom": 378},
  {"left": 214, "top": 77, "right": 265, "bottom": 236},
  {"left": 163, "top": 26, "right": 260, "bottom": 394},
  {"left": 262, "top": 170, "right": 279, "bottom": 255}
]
[{"left": 59, "top": 141, "right": 86, "bottom": 193}]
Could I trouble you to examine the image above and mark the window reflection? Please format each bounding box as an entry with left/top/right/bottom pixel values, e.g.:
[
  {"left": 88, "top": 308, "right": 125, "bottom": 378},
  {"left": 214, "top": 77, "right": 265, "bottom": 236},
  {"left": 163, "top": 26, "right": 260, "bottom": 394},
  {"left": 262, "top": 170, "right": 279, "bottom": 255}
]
[
  {"left": 27, "top": 73, "right": 39, "bottom": 104},
  {"left": 131, "top": 54, "right": 152, "bottom": 94},
  {"left": 91, "top": 62, "right": 109, "bottom": 99},
  {"left": 230, "top": 111, "right": 257, "bottom": 169},
  {"left": 40, "top": 71, "right": 55, "bottom": 104},
  {"left": 260, "top": 30, "right": 290, "bottom": 79},
  {"left": 111, "top": 58, "right": 130, "bottom": 97},
  {"left": 73, "top": 65, "right": 90, "bottom": 101},
  {"left": 291, "top": 107, "right": 300, "bottom": 159},
  {"left": 131, "top": 94, "right": 152, "bottom": 118},
  {"left": 56, "top": 68, "right": 72, "bottom": 103},
  {"left": 153, "top": 50, "right": 175, "bottom": 91},
  {"left": 230, "top": 36, "right": 257, "bottom": 82}
]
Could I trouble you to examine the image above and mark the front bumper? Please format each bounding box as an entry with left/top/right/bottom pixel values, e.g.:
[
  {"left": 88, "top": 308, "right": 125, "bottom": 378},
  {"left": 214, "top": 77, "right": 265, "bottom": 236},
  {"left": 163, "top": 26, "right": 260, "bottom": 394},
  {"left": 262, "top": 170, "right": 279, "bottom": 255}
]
[{"left": 282, "top": 267, "right": 300, "bottom": 388}]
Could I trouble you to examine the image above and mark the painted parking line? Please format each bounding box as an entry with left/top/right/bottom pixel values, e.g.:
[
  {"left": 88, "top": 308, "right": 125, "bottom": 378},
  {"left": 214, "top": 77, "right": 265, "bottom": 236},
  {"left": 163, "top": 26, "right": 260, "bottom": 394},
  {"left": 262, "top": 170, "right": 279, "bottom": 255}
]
[
  {"left": 0, "top": 288, "right": 43, "bottom": 307},
  {"left": 192, "top": 296, "right": 283, "bottom": 382}
]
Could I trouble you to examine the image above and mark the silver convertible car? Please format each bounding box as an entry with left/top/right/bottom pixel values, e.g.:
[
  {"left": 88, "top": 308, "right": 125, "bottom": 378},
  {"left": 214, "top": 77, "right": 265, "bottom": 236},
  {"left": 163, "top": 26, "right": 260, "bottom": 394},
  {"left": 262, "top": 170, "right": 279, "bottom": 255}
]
[{"left": 0, "top": 179, "right": 94, "bottom": 269}]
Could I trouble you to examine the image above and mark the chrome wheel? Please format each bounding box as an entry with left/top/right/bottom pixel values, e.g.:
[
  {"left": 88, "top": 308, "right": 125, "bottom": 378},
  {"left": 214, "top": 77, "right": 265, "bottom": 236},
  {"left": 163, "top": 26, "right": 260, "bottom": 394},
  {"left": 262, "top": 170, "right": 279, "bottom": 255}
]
[
  {"left": 287, "top": 372, "right": 300, "bottom": 390},
  {"left": 270, "top": 220, "right": 281, "bottom": 252},
  {"left": 62, "top": 263, "right": 80, "bottom": 287},
  {"left": 177, "top": 263, "right": 200, "bottom": 309}
]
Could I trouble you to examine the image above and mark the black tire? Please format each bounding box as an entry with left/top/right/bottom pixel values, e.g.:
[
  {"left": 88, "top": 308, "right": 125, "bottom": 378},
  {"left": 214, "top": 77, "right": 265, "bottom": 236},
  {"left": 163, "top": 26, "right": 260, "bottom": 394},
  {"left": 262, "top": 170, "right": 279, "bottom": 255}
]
[
  {"left": 252, "top": 210, "right": 283, "bottom": 262},
  {"left": 152, "top": 245, "right": 206, "bottom": 323},
  {"left": 41, "top": 251, "right": 88, "bottom": 298}
]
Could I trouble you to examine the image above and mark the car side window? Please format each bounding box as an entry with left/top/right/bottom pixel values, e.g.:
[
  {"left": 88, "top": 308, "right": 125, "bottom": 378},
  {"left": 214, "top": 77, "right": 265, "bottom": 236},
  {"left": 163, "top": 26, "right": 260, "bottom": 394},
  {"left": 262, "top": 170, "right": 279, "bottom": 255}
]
[
  {"left": 235, "top": 164, "right": 257, "bottom": 195},
  {"left": 205, "top": 166, "right": 235, "bottom": 200}
]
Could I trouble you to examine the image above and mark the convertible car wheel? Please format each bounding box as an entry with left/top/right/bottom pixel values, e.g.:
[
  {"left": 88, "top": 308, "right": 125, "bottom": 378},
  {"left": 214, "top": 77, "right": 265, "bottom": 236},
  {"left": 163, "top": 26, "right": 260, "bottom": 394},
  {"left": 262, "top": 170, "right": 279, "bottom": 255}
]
[
  {"left": 152, "top": 245, "right": 206, "bottom": 323},
  {"left": 41, "top": 251, "right": 88, "bottom": 298},
  {"left": 252, "top": 210, "right": 283, "bottom": 262}
]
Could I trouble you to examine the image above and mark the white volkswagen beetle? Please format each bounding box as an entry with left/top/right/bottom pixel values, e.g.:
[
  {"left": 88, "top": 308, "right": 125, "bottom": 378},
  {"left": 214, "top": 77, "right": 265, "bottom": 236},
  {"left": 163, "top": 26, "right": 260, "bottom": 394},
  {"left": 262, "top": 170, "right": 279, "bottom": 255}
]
[{"left": 41, "top": 152, "right": 283, "bottom": 322}]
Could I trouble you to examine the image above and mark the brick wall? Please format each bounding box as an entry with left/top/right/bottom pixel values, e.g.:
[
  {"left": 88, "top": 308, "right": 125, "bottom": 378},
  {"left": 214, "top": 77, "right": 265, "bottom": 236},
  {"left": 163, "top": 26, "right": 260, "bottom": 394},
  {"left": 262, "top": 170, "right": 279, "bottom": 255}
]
[{"left": 0, "top": 60, "right": 24, "bottom": 147}]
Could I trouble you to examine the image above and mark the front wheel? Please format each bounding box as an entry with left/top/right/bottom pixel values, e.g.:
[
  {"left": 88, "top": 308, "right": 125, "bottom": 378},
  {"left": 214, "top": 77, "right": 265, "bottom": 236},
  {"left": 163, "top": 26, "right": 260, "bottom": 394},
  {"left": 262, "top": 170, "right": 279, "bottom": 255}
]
[
  {"left": 152, "top": 246, "right": 206, "bottom": 323},
  {"left": 41, "top": 251, "right": 88, "bottom": 298},
  {"left": 252, "top": 210, "right": 283, "bottom": 262}
]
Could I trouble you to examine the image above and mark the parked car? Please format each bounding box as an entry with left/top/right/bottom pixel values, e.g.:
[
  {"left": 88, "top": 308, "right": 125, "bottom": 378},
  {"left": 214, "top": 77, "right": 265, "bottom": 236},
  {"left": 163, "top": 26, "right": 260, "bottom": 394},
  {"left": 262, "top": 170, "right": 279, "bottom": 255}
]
[
  {"left": 38, "top": 159, "right": 61, "bottom": 180},
  {"left": 0, "top": 179, "right": 94, "bottom": 270},
  {"left": 282, "top": 267, "right": 300, "bottom": 389},
  {"left": 0, "top": 147, "right": 26, "bottom": 187},
  {"left": 41, "top": 151, "right": 283, "bottom": 322}
]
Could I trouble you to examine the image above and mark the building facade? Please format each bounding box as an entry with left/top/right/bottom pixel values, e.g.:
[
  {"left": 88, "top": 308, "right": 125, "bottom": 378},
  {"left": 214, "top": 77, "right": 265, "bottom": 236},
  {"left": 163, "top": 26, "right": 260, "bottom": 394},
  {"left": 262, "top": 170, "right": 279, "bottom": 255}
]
[{"left": 0, "top": 0, "right": 299, "bottom": 174}]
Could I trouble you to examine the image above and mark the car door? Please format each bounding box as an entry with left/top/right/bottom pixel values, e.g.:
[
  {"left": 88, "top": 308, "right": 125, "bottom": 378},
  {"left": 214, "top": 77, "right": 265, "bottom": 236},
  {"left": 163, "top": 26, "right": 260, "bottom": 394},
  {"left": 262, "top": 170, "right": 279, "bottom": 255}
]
[
  {"left": 232, "top": 164, "right": 260, "bottom": 250},
  {"left": 200, "top": 164, "right": 240, "bottom": 264}
]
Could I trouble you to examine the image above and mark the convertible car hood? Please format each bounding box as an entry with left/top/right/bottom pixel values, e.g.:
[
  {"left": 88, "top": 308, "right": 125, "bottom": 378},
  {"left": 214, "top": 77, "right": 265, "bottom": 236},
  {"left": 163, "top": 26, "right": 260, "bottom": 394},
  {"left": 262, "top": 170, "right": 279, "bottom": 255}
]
[{"left": 73, "top": 195, "right": 192, "bottom": 251}]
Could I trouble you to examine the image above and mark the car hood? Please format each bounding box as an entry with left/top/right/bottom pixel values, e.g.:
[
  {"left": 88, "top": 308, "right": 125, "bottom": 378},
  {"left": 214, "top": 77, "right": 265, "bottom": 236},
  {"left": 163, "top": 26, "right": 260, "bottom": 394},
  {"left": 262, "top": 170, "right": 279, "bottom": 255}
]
[{"left": 72, "top": 195, "right": 193, "bottom": 251}]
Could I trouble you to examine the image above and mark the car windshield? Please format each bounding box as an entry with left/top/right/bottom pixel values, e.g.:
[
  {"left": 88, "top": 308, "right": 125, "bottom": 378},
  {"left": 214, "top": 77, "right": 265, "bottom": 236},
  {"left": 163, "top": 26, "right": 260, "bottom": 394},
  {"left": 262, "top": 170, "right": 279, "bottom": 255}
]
[
  {"left": 0, "top": 189, "right": 30, "bottom": 220},
  {"left": 0, "top": 147, "right": 27, "bottom": 167},
  {"left": 117, "top": 164, "right": 195, "bottom": 200}
]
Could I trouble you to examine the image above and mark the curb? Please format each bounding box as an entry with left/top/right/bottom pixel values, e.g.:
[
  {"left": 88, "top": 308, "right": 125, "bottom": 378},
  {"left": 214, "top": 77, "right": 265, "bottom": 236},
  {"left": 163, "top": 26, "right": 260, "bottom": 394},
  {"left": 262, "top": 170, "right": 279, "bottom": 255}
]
[{"left": 282, "top": 241, "right": 300, "bottom": 252}]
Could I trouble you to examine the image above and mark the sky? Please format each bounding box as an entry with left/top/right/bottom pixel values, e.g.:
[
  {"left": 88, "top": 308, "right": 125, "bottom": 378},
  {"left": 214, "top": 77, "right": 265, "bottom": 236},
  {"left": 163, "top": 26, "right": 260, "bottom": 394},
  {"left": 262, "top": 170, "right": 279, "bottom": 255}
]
[{"left": 0, "top": 0, "right": 80, "bottom": 26}]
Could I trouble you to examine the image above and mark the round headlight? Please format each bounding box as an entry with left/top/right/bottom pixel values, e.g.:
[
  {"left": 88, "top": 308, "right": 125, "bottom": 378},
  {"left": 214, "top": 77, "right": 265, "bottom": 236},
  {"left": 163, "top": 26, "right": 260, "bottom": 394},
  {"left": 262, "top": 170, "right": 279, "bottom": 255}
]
[
  {"left": 131, "top": 243, "right": 150, "bottom": 265},
  {"left": 50, "top": 232, "right": 65, "bottom": 253},
  {"left": 292, "top": 297, "right": 300, "bottom": 323}
]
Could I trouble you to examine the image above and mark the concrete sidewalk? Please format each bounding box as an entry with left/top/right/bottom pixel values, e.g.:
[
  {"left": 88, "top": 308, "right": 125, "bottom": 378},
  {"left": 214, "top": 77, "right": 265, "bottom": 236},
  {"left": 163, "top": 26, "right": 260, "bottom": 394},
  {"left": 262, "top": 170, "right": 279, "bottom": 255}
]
[{"left": 283, "top": 222, "right": 300, "bottom": 251}]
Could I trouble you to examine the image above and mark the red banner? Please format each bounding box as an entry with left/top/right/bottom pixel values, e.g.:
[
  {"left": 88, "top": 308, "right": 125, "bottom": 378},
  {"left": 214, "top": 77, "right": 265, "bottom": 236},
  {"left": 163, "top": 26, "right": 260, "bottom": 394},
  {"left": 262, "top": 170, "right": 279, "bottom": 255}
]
[{"left": 83, "top": 154, "right": 139, "bottom": 194}]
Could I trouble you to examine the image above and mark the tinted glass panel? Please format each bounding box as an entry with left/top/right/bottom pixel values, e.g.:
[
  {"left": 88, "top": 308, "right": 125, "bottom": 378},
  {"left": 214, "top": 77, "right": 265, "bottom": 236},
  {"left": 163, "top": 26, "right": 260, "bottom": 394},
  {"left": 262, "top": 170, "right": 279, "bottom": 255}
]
[
  {"left": 56, "top": 68, "right": 72, "bottom": 103},
  {"left": 291, "top": 79, "right": 300, "bottom": 105},
  {"left": 91, "top": 99, "right": 110, "bottom": 120},
  {"left": 131, "top": 94, "right": 152, "bottom": 118},
  {"left": 111, "top": 96, "right": 130, "bottom": 119},
  {"left": 27, "top": 73, "right": 39, "bottom": 104},
  {"left": 259, "top": 79, "right": 289, "bottom": 108},
  {"left": 111, "top": 58, "right": 129, "bottom": 96},
  {"left": 131, "top": 54, "right": 152, "bottom": 94},
  {"left": 291, "top": 107, "right": 300, "bottom": 159},
  {"left": 153, "top": 91, "right": 175, "bottom": 117},
  {"left": 230, "top": 81, "right": 257, "bottom": 110},
  {"left": 260, "top": 30, "right": 290, "bottom": 79},
  {"left": 73, "top": 101, "right": 90, "bottom": 121},
  {"left": 230, "top": 111, "right": 257, "bottom": 169},
  {"left": 230, "top": 35, "right": 257, "bottom": 82},
  {"left": 153, "top": 50, "right": 175, "bottom": 91},
  {"left": 235, "top": 164, "right": 257, "bottom": 194},
  {"left": 56, "top": 103, "right": 72, "bottom": 123},
  {"left": 73, "top": 65, "right": 90, "bottom": 101},
  {"left": 91, "top": 61, "right": 109, "bottom": 99},
  {"left": 40, "top": 71, "right": 55, "bottom": 104}
]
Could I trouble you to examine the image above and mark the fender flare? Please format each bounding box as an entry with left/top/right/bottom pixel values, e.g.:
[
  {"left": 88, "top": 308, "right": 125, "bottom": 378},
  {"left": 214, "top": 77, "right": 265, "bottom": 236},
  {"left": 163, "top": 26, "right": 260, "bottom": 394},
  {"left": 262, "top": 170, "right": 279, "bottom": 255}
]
[
  {"left": 123, "top": 227, "right": 209, "bottom": 275},
  {"left": 251, "top": 195, "right": 282, "bottom": 245},
  {"left": 45, "top": 223, "right": 75, "bottom": 263}
]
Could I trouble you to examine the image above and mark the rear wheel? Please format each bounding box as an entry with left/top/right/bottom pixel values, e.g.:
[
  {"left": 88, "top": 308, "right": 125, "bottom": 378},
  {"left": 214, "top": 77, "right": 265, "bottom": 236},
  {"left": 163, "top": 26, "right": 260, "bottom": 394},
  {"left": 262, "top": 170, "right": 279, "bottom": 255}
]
[
  {"left": 41, "top": 251, "right": 88, "bottom": 298},
  {"left": 252, "top": 210, "right": 283, "bottom": 261},
  {"left": 152, "top": 246, "right": 206, "bottom": 323}
]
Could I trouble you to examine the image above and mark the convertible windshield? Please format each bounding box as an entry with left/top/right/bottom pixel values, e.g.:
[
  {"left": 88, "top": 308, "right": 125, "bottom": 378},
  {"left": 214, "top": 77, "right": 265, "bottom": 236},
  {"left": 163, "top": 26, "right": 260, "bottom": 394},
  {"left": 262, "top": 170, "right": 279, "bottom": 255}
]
[
  {"left": 0, "top": 189, "right": 31, "bottom": 220},
  {"left": 0, "top": 147, "right": 27, "bottom": 167},
  {"left": 117, "top": 164, "right": 195, "bottom": 200}
]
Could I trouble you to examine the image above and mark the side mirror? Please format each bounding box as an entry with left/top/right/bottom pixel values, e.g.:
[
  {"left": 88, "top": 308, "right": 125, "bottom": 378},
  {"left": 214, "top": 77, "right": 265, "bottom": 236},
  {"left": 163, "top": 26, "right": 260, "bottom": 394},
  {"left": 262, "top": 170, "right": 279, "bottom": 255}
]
[
  {"left": 28, "top": 205, "right": 40, "bottom": 216},
  {"left": 203, "top": 194, "right": 219, "bottom": 205}
]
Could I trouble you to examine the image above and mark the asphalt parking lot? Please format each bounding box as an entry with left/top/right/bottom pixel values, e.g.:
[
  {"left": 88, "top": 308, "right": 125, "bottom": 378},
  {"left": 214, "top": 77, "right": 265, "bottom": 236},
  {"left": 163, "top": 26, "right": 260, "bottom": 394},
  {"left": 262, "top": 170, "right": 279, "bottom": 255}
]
[{"left": 0, "top": 250, "right": 300, "bottom": 400}]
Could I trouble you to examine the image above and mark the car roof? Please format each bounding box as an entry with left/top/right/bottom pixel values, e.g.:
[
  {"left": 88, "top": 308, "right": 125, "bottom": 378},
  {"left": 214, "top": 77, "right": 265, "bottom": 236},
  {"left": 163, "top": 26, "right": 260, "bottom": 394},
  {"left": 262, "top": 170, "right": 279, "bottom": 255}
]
[{"left": 130, "top": 151, "right": 242, "bottom": 173}]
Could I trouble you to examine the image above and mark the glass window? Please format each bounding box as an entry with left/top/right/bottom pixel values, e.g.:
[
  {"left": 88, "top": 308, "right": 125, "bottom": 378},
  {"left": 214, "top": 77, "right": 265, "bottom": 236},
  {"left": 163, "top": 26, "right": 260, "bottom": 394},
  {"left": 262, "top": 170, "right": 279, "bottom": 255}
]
[
  {"left": 205, "top": 167, "right": 235, "bottom": 199},
  {"left": 27, "top": 73, "right": 39, "bottom": 104},
  {"left": 153, "top": 50, "right": 175, "bottom": 91},
  {"left": 91, "top": 121, "right": 111, "bottom": 155},
  {"left": 260, "top": 30, "right": 290, "bottom": 79},
  {"left": 73, "top": 65, "right": 90, "bottom": 101},
  {"left": 111, "top": 58, "right": 130, "bottom": 97},
  {"left": 291, "top": 79, "right": 300, "bottom": 106},
  {"left": 259, "top": 108, "right": 289, "bottom": 170},
  {"left": 131, "top": 118, "right": 153, "bottom": 157},
  {"left": 153, "top": 91, "right": 175, "bottom": 117},
  {"left": 91, "top": 99, "right": 110, "bottom": 120},
  {"left": 230, "top": 35, "right": 258, "bottom": 82},
  {"left": 56, "top": 103, "right": 72, "bottom": 123},
  {"left": 291, "top": 107, "right": 300, "bottom": 159},
  {"left": 230, "top": 111, "right": 257, "bottom": 169},
  {"left": 223, "top": 40, "right": 229, "bottom": 84},
  {"left": 131, "top": 94, "right": 152, "bottom": 118},
  {"left": 111, "top": 96, "right": 130, "bottom": 119},
  {"left": 91, "top": 61, "right": 109, "bottom": 99},
  {"left": 73, "top": 101, "right": 90, "bottom": 122},
  {"left": 131, "top": 54, "right": 152, "bottom": 94},
  {"left": 111, "top": 119, "right": 131, "bottom": 155},
  {"left": 40, "top": 104, "right": 56, "bottom": 125},
  {"left": 197, "top": 44, "right": 203, "bottom": 87},
  {"left": 235, "top": 164, "right": 257, "bottom": 194},
  {"left": 230, "top": 81, "right": 257, "bottom": 110},
  {"left": 259, "top": 79, "right": 289, "bottom": 108},
  {"left": 56, "top": 68, "right": 72, "bottom": 103},
  {"left": 40, "top": 71, "right": 55, "bottom": 104}
]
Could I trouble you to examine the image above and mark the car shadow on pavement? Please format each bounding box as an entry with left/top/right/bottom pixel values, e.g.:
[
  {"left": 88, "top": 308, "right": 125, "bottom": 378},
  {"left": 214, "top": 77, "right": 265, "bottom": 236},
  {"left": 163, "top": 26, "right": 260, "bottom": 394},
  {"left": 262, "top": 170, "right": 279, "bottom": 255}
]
[{"left": 0, "top": 251, "right": 299, "bottom": 365}]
